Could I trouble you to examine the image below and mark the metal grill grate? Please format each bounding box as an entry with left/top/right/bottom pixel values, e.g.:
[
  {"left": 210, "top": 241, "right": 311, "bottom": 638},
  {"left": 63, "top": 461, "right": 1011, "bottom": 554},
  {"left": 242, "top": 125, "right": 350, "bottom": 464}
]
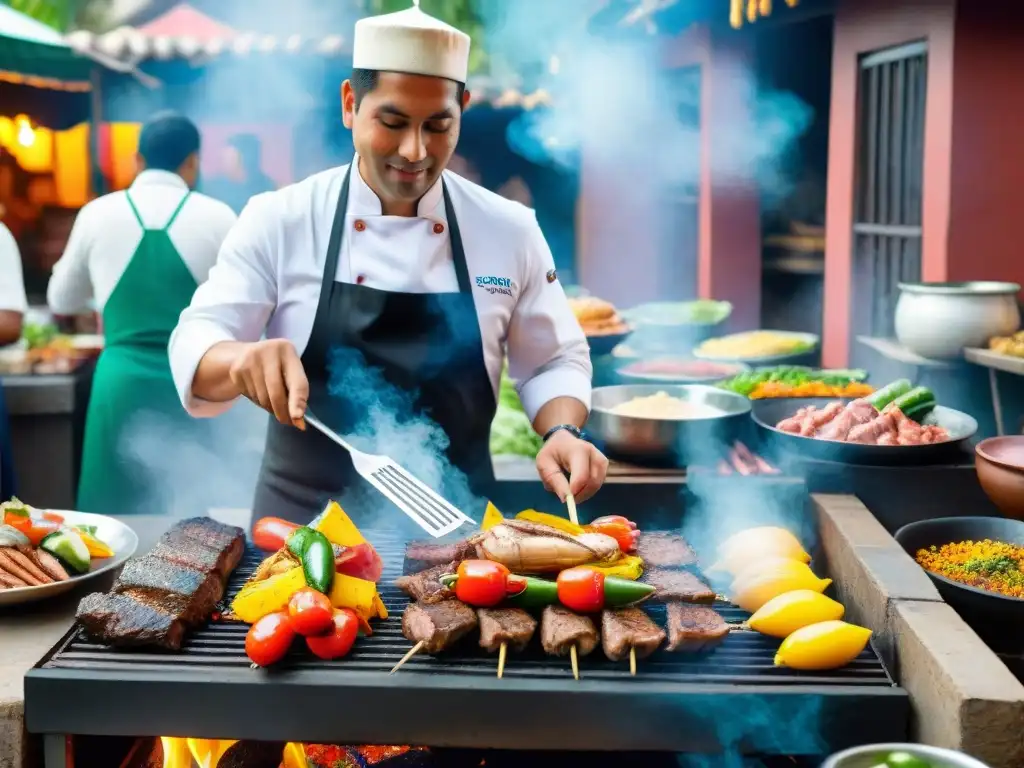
[
  {"left": 852, "top": 41, "right": 928, "bottom": 339},
  {"left": 26, "top": 531, "right": 909, "bottom": 753}
]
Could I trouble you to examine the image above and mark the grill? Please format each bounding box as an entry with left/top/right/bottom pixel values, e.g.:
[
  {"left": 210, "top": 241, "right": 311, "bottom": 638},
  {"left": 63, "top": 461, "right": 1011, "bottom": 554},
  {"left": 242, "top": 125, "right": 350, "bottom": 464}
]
[{"left": 26, "top": 530, "right": 909, "bottom": 755}]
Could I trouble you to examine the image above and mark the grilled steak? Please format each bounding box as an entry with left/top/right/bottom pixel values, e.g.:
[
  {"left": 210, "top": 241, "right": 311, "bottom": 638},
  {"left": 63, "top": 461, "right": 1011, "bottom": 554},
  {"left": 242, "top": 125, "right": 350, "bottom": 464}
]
[
  {"left": 401, "top": 600, "right": 478, "bottom": 654},
  {"left": 168, "top": 517, "right": 245, "bottom": 570},
  {"left": 77, "top": 591, "right": 186, "bottom": 649},
  {"left": 601, "top": 607, "right": 666, "bottom": 661},
  {"left": 665, "top": 603, "right": 729, "bottom": 652},
  {"left": 403, "top": 539, "right": 475, "bottom": 574},
  {"left": 394, "top": 562, "right": 458, "bottom": 604},
  {"left": 636, "top": 532, "right": 698, "bottom": 569},
  {"left": 643, "top": 568, "right": 715, "bottom": 603},
  {"left": 112, "top": 556, "right": 223, "bottom": 625},
  {"left": 151, "top": 530, "right": 234, "bottom": 578},
  {"left": 540, "top": 605, "right": 600, "bottom": 657},
  {"left": 477, "top": 607, "right": 537, "bottom": 653}
]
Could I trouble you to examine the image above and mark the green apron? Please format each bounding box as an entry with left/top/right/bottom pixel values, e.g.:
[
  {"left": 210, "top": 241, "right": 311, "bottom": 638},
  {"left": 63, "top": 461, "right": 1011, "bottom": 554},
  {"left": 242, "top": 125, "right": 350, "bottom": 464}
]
[{"left": 77, "top": 190, "right": 203, "bottom": 515}]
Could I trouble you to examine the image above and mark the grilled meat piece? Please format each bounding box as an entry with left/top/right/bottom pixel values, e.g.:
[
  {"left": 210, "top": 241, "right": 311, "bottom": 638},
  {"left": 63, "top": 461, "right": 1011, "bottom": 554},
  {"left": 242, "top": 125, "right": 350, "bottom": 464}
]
[
  {"left": 636, "top": 532, "right": 697, "bottom": 569},
  {"left": 394, "top": 562, "right": 458, "bottom": 604},
  {"left": 151, "top": 530, "right": 235, "bottom": 579},
  {"left": 403, "top": 538, "right": 475, "bottom": 575},
  {"left": 642, "top": 568, "right": 715, "bottom": 603},
  {"left": 0, "top": 547, "right": 52, "bottom": 585},
  {"left": 34, "top": 549, "right": 70, "bottom": 581},
  {"left": 477, "top": 607, "right": 538, "bottom": 653},
  {"left": 473, "top": 520, "right": 620, "bottom": 574},
  {"left": 401, "top": 600, "right": 478, "bottom": 655},
  {"left": 0, "top": 569, "right": 29, "bottom": 588},
  {"left": 77, "top": 591, "right": 187, "bottom": 649},
  {"left": 665, "top": 603, "right": 729, "bottom": 652},
  {"left": 112, "top": 556, "right": 223, "bottom": 626},
  {"left": 165, "top": 517, "right": 245, "bottom": 572},
  {"left": 540, "top": 605, "right": 600, "bottom": 657},
  {"left": 601, "top": 607, "right": 666, "bottom": 662}
]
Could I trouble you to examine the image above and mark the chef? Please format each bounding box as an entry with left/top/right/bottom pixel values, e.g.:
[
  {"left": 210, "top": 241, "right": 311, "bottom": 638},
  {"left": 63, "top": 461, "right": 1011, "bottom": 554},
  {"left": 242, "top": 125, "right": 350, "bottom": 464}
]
[
  {"left": 0, "top": 220, "right": 27, "bottom": 497},
  {"left": 48, "top": 112, "right": 238, "bottom": 515},
  {"left": 168, "top": 2, "right": 607, "bottom": 525}
]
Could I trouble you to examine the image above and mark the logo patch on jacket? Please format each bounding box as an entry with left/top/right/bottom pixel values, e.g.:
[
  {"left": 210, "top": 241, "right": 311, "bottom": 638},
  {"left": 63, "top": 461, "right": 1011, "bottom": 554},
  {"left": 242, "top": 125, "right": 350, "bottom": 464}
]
[
  {"left": 475, "top": 275, "right": 513, "bottom": 297},
  {"left": 546, "top": 269, "right": 558, "bottom": 284}
]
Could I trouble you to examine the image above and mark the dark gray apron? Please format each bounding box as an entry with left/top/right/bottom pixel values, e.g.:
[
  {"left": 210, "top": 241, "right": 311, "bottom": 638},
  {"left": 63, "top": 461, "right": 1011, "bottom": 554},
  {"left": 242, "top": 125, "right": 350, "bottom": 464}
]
[{"left": 252, "top": 166, "right": 497, "bottom": 527}]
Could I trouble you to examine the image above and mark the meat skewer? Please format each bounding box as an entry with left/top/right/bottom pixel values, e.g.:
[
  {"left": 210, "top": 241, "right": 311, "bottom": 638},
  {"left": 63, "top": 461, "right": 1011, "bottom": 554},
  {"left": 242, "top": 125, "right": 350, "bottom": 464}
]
[
  {"left": 477, "top": 607, "right": 537, "bottom": 678},
  {"left": 601, "top": 607, "right": 666, "bottom": 676},
  {"left": 391, "top": 600, "right": 478, "bottom": 674},
  {"left": 665, "top": 603, "right": 730, "bottom": 652},
  {"left": 540, "top": 604, "right": 599, "bottom": 680}
]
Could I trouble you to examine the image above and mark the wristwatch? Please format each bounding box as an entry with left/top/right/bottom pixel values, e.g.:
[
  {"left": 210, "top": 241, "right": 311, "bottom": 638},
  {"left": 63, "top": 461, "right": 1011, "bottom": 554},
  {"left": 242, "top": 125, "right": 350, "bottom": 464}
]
[{"left": 542, "top": 424, "right": 585, "bottom": 442}]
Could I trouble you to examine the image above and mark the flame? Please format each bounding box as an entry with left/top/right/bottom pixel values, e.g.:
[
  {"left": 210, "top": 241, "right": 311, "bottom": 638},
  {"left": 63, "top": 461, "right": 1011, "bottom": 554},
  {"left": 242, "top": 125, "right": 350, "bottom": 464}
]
[
  {"left": 160, "top": 737, "right": 193, "bottom": 768},
  {"left": 187, "top": 738, "right": 238, "bottom": 768},
  {"left": 15, "top": 116, "right": 34, "bottom": 148}
]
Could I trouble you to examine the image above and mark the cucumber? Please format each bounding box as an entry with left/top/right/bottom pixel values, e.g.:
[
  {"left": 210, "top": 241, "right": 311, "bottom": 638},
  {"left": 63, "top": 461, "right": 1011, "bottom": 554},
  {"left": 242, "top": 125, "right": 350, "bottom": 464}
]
[
  {"left": 865, "top": 379, "right": 913, "bottom": 410},
  {"left": 75, "top": 524, "right": 98, "bottom": 536},
  {"left": 890, "top": 386, "right": 937, "bottom": 421},
  {"left": 41, "top": 529, "right": 91, "bottom": 574}
]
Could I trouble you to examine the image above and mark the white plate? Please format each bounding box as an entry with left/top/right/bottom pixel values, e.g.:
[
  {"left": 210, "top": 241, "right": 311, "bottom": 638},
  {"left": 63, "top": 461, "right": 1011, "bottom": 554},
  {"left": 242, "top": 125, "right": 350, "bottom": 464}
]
[
  {"left": 0, "top": 510, "right": 138, "bottom": 607},
  {"left": 617, "top": 359, "right": 750, "bottom": 384},
  {"left": 693, "top": 331, "right": 820, "bottom": 363}
]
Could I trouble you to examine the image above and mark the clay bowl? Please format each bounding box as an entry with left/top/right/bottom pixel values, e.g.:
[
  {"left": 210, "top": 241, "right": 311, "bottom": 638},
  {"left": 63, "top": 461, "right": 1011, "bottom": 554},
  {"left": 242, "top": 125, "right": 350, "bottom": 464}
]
[{"left": 976, "top": 436, "right": 1024, "bottom": 520}]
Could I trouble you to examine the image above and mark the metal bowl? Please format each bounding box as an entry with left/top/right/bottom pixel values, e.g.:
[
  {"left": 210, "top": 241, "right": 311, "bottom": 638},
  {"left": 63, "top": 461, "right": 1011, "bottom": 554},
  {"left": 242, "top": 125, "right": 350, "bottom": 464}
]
[
  {"left": 822, "top": 743, "right": 991, "bottom": 768},
  {"left": 588, "top": 384, "right": 751, "bottom": 467}
]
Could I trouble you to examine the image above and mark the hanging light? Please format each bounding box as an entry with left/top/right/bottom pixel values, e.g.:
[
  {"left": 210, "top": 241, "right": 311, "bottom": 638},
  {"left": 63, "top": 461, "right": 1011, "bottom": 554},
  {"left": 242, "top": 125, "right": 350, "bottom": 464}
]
[
  {"left": 731, "top": 0, "right": 798, "bottom": 28},
  {"left": 16, "top": 116, "right": 35, "bottom": 148}
]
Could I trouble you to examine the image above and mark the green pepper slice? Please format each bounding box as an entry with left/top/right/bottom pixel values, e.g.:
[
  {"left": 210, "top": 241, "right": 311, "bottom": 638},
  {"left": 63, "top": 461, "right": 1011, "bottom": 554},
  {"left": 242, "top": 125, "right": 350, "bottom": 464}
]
[
  {"left": 602, "top": 575, "right": 655, "bottom": 607},
  {"left": 300, "top": 530, "right": 335, "bottom": 594}
]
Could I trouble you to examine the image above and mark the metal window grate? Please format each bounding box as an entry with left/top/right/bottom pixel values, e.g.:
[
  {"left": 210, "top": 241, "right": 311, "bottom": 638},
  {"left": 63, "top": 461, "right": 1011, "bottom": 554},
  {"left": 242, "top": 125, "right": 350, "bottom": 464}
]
[{"left": 852, "top": 41, "right": 927, "bottom": 339}]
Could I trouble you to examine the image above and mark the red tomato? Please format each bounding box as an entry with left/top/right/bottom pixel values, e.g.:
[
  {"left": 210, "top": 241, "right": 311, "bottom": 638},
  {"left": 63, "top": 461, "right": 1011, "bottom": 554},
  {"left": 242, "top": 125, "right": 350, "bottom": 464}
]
[
  {"left": 585, "top": 520, "right": 636, "bottom": 552},
  {"left": 454, "top": 560, "right": 510, "bottom": 607},
  {"left": 245, "top": 611, "right": 296, "bottom": 667},
  {"left": 334, "top": 542, "right": 383, "bottom": 583},
  {"left": 252, "top": 517, "right": 301, "bottom": 552},
  {"left": 305, "top": 609, "right": 359, "bottom": 660},
  {"left": 287, "top": 588, "right": 335, "bottom": 636},
  {"left": 557, "top": 567, "right": 605, "bottom": 613},
  {"left": 591, "top": 515, "right": 637, "bottom": 530}
]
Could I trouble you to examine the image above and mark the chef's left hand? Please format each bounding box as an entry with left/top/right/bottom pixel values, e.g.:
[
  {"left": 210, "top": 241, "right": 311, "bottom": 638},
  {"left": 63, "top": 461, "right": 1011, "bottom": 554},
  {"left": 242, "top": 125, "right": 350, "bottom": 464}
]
[{"left": 536, "top": 430, "right": 609, "bottom": 504}]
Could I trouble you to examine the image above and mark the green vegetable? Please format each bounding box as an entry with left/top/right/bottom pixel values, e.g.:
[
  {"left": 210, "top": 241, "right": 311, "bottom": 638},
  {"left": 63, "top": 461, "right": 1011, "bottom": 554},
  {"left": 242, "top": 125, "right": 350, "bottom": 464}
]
[
  {"left": 964, "top": 554, "right": 1019, "bottom": 576},
  {"left": 74, "top": 524, "right": 98, "bottom": 536},
  {"left": 504, "top": 575, "right": 560, "bottom": 610},
  {"left": 490, "top": 365, "right": 543, "bottom": 458},
  {"left": 890, "top": 386, "right": 936, "bottom": 421},
  {"left": 40, "top": 529, "right": 91, "bottom": 575},
  {"left": 0, "top": 497, "right": 31, "bottom": 517},
  {"left": 602, "top": 575, "right": 656, "bottom": 607},
  {"left": 717, "top": 366, "right": 869, "bottom": 397},
  {"left": 865, "top": 379, "right": 913, "bottom": 410},
  {"left": 299, "top": 530, "right": 335, "bottom": 594},
  {"left": 285, "top": 526, "right": 315, "bottom": 559},
  {"left": 21, "top": 323, "right": 59, "bottom": 350},
  {"left": 883, "top": 751, "right": 933, "bottom": 768}
]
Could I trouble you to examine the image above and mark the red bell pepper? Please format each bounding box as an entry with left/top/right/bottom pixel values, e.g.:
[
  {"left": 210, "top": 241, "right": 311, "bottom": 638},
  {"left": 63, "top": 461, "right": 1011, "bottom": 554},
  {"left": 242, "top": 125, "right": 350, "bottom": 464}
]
[
  {"left": 252, "top": 517, "right": 301, "bottom": 552},
  {"left": 9, "top": 518, "right": 62, "bottom": 547},
  {"left": 585, "top": 516, "right": 639, "bottom": 552},
  {"left": 442, "top": 559, "right": 526, "bottom": 607}
]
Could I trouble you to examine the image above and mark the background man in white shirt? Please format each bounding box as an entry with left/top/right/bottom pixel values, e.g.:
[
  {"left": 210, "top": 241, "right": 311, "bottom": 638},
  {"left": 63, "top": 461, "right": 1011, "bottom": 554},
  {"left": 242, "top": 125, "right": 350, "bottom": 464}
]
[
  {"left": 48, "top": 112, "right": 237, "bottom": 515},
  {"left": 0, "top": 220, "right": 27, "bottom": 346},
  {"left": 169, "top": 5, "right": 607, "bottom": 528}
]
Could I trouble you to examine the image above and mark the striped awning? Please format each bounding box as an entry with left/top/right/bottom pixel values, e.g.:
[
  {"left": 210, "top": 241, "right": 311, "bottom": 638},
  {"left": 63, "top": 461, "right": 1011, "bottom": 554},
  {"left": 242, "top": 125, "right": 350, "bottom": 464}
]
[{"left": 65, "top": 27, "right": 349, "bottom": 62}]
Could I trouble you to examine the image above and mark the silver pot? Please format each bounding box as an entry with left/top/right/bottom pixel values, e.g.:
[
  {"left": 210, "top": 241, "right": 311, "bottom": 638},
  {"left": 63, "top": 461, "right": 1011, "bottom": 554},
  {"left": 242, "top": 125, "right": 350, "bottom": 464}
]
[
  {"left": 894, "top": 281, "right": 1020, "bottom": 359},
  {"left": 822, "top": 744, "right": 991, "bottom": 768},
  {"left": 587, "top": 384, "right": 751, "bottom": 466}
]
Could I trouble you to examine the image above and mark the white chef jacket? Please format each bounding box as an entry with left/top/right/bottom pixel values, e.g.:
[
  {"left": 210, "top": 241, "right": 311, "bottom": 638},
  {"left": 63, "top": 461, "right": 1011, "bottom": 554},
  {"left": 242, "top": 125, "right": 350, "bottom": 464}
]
[
  {"left": 0, "top": 221, "right": 28, "bottom": 313},
  {"left": 47, "top": 170, "right": 237, "bottom": 315},
  {"left": 169, "top": 160, "right": 592, "bottom": 423}
]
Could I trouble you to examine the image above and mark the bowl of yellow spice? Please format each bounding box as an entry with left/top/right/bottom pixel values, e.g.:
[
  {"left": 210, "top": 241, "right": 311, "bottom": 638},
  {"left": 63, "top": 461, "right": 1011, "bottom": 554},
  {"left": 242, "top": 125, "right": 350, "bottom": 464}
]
[{"left": 895, "top": 517, "right": 1024, "bottom": 647}]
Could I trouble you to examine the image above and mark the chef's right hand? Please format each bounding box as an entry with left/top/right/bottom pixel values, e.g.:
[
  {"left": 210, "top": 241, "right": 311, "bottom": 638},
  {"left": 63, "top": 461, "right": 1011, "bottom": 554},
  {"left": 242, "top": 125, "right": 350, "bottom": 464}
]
[{"left": 228, "top": 339, "right": 309, "bottom": 429}]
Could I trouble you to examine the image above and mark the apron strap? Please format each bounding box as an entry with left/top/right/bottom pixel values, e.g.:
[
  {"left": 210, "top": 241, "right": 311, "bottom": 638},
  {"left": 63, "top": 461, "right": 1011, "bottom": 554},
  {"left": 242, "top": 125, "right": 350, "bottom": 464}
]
[
  {"left": 441, "top": 182, "right": 472, "bottom": 294},
  {"left": 124, "top": 191, "right": 145, "bottom": 229},
  {"left": 163, "top": 192, "right": 191, "bottom": 230},
  {"left": 313, "top": 164, "right": 354, "bottom": 340},
  {"left": 124, "top": 190, "right": 191, "bottom": 231}
]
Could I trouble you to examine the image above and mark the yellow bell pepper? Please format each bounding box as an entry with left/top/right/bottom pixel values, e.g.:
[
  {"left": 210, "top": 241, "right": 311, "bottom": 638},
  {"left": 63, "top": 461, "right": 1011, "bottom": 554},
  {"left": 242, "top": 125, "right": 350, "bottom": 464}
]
[
  {"left": 311, "top": 500, "right": 366, "bottom": 547},
  {"left": 78, "top": 529, "right": 114, "bottom": 559},
  {"left": 584, "top": 554, "right": 644, "bottom": 581},
  {"left": 481, "top": 502, "right": 504, "bottom": 531},
  {"left": 282, "top": 743, "right": 309, "bottom": 768},
  {"left": 372, "top": 592, "right": 389, "bottom": 620},
  {"left": 515, "top": 509, "right": 584, "bottom": 535},
  {"left": 231, "top": 567, "right": 377, "bottom": 624}
]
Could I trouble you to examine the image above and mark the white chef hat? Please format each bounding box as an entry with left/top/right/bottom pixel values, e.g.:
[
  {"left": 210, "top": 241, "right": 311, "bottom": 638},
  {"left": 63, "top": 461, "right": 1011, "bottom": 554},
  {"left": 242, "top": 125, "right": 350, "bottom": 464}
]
[{"left": 352, "top": 2, "right": 471, "bottom": 84}]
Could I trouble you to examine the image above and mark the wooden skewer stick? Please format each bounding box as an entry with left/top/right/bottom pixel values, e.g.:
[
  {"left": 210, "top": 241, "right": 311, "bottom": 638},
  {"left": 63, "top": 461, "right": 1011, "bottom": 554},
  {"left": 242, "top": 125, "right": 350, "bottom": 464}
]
[
  {"left": 390, "top": 641, "right": 424, "bottom": 675},
  {"left": 497, "top": 642, "right": 508, "bottom": 679},
  {"left": 570, "top": 644, "right": 580, "bottom": 680},
  {"left": 565, "top": 492, "right": 579, "bottom": 526},
  {"left": 629, "top": 646, "right": 637, "bottom": 676}
]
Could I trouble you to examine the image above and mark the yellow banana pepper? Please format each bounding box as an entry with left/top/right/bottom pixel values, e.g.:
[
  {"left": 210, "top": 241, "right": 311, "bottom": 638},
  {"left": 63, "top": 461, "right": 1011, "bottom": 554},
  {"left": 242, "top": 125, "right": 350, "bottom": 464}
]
[
  {"left": 481, "top": 502, "right": 504, "bottom": 531},
  {"left": 515, "top": 509, "right": 584, "bottom": 535}
]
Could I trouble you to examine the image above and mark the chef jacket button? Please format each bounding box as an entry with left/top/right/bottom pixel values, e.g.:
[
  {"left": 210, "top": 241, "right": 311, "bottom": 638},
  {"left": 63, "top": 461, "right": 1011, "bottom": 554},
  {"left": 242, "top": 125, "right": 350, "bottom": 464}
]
[
  {"left": 433, "top": 222, "right": 445, "bottom": 234},
  {"left": 354, "top": 219, "right": 366, "bottom": 232},
  {"left": 356, "top": 274, "right": 366, "bottom": 285}
]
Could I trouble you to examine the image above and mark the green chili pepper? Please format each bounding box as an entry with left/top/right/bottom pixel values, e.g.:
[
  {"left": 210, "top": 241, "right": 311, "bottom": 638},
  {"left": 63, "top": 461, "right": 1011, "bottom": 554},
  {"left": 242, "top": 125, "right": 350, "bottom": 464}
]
[
  {"left": 441, "top": 573, "right": 560, "bottom": 610},
  {"left": 602, "top": 575, "right": 656, "bottom": 607},
  {"left": 285, "top": 527, "right": 315, "bottom": 559},
  {"left": 299, "top": 530, "right": 335, "bottom": 594}
]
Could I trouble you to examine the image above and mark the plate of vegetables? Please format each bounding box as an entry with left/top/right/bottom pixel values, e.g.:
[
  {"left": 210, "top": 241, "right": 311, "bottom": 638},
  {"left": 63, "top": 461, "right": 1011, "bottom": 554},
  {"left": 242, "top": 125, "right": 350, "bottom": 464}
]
[
  {"left": 717, "top": 366, "right": 871, "bottom": 399},
  {"left": 0, "top": 499, "right": 138, "bottom": 607}
]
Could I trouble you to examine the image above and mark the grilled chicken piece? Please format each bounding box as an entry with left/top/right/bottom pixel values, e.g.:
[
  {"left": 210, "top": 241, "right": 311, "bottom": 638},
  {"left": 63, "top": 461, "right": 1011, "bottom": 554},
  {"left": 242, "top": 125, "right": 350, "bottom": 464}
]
[
  {"left": 401, "top": 600, "right": 478, "bottom": 655},
  {"left": 472, "top": 520, "right": 620, "bottom": 574},
  {"left": 642, "top": 568, "right": 715, "bottom": 603},
  {"left": 601, "top": 607, "right": 666, "bottom": 661},
  {"left": 394, "top": 562, "right": 458, "bottom": 604},
  {"left": 0, "top": 547, "right": 52, "bottom": 586},
  {"left": 540, "top": 605, "right": 600, "bottom": 657},
  {"left": 665, "top": 603, "right": 729, "bottom": 652},
  {"left": 77, "top": 591, "right": 186, "bottom": 649},
  {"left": 477, "top": 607, "right": 538, "bottom": 653}
]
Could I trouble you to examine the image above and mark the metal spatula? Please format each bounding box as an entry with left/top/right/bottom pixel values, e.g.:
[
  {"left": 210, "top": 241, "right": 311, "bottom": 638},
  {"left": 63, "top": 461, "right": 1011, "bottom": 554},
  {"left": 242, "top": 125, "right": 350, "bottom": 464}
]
[{"left": 304, "top": 412, "right": 476, "bottom": 538}]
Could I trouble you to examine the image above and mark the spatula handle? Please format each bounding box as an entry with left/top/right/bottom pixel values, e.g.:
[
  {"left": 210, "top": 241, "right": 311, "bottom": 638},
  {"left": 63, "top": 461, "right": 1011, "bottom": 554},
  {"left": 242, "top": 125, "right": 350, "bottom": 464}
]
[{"left": 304, "top": 413, "right": 356, "bottom": 454}]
